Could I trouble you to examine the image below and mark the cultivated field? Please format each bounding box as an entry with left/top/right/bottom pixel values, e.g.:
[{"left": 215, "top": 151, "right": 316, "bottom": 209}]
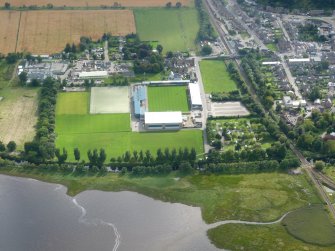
[
  {"left": 0, "top": 0, "right": 193, "bottom": 7},
  {"left": 0, "top": 87, "right": 38, "bottom": 147},
  {"left": 148, "top": 86, "right": 189, "bottom": 112},
  {"left": 90, "top": 87, "right": 130, "bottom": 114},
  {"left": 55, "top": 91, "right": 203, "bottom": 160},
  {"left": 15, "top": 10, "right": 136, "bottom": 54},
  {"left": 56, "top": 92, "right": 89, "bottom": 115},
  {"left": 0, "top": 11, "right": 20, "bottom": 54},
  {"left": 199, "top": 60, "right": 238, "bottom": 93},
  {"left": 134, "top": 8, "right": 199, "bottom": 52}
]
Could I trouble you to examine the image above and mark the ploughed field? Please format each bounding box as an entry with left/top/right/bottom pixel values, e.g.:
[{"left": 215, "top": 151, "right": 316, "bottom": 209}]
[
  {"left": 0, "top": 0, "right": 193, "bottom": 7},
  {"left": 0, "top": 10, "right": 136, "bottom": 54}
]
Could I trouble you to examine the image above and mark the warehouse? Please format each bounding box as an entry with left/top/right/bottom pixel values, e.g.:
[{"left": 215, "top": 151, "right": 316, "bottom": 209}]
[
  {"left": 144, "top": 112, "right": 183, "bottom": 130},
  {"left": 188, "top": 83, "right": 203, "bottom": 110},
  {"left": 78, "top": 71, "right": 108, "bottom": 79}
]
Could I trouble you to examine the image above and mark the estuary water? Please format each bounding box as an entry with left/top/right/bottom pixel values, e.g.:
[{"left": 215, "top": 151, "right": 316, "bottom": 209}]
[{"left": 0, "top": 175, "right": 219, "bottom": 251}]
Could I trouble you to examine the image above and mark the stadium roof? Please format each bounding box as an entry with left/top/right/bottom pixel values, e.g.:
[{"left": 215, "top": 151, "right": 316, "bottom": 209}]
[
  {"left": 262, "top": 61, "right": 281, "bottom": 65},
  {"left": 142, "top": 80, "right": 190, "bottom": 85},
  {"left": 144, "top": 112, "right": 182, "bottom": 125},
  {"left": 78, "top": 71, "right": 108, "bottom": 78},
  {"left": 288, "top": 58, "right": 310, "bottom": 63},
  {"left": 188, "top": 83, "right": 202, "bottom": 106}
]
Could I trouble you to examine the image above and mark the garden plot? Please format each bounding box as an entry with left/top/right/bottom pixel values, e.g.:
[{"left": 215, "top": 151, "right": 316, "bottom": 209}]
[
  {"left": 210, "top": 118, "right": 274, "bottom": 151},
  {"left": 90, "top": 87, "right": 130, "bottom": 114},
  {"left": 210, "top": 102, "right": 250, "bottom": 117}
]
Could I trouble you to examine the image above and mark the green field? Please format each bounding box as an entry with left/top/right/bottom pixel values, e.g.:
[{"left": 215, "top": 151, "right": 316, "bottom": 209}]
[
  {"left": 56, "top": 130, "right": 203, "bottom": 161},
  {"left": 148, "top": 86, "right": 189, "bottom": 112},
  {"left": 56, "top": 114, "right": 131, "bottom": 134},
  {"left": 266, "top": 43, "right": 278, "bottom": 52},
  {"left": 282, "top": 205, "right": 335, "bottom": 246},
  {"left": 134, "top": 8, "right": 200, "bottom": 52},
  {"left": 55, "top": 91, "right": 203, "bottom": 160},
  {"left": 207, "top": 223, "right": 335, "bottom": 251},
  {"left": 199, "top": 60, "right": 238, "bottom": 93},
  {"left": 56, "top": 92, "right": 89, "bottom": 115}
]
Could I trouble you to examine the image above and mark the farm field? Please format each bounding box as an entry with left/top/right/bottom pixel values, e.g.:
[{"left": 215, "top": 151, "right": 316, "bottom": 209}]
[
  {"left": 15, "top": 10, "right": 136, "bottom": 54},
  {"left": 0, "top": 0, "right": 193, "bottom": 7},
  {"left": 148, "top": 86, "right": 189, "bottom": 112},
  {"left": 56, "top": 92, "right": 89, "bottom": 115},
  {"left": 0, "top": 62, "right": 38, "bottom": 148},
  {"left": 134, "top": 8, "right": 199, "bottom": 52},
  {"left": 199, "top": 60, "right": 238, "bottom": 93},
  {"left": 0, "top": 11, "right": 20, "bottom": 54},
  {"left": 0, "top": 87, "right": 38, "bottom": 148}
]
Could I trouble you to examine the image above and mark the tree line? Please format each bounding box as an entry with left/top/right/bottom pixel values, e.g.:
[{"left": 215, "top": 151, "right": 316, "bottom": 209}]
[
  {"left": 195, "top": 0, "right": 217, "bottom": 41},
  {"left": 23, "top": 78, "right": 58, "bottom": 163}
]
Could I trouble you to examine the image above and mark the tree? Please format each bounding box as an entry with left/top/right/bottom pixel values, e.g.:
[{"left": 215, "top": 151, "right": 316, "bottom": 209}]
[
  {"left": 31, "top": 79, "right": 40, "bottom": 87},
  {"left": 4, "top": 2, "right": 10, "bottom": 9},
  {"left": 201, "top": 45, "right": 212, "bottom": 55},
  {"left": 166, "top": 2, "right": 172, "bottom": 8},
  {"left": 179, "top": 161, "right": 192, "bottom": 173},
  {"left": 0, "top": 141, "right": 5, "bottom": 152},
  {"left": 74, "top": 148, "right": 81, "bottom": 162},
  {"left": 156, "top": 44, "right": 163, "bottom": 54},
  {"left": 19, "top": 72, "right": 28, "bottom": 85},
  {"left": 7, "top": 141, "right": 16, "bottom": 152},
  {"left": 315, "top": 160, "right": 325, "bottom": 171},
  {"left": 97, "top": 148, "right": 107, "bottom": 168},
  {"left": 55, "top": 148, "right": 68, "bottom": 164},
  {"left": 175, "top": 2, "right": 182, "bottom": 8}
]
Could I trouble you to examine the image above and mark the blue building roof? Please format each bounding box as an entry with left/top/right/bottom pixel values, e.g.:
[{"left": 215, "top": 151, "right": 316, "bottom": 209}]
[{"left": 133, "top": 85, "right": 148, "bottom": 117}]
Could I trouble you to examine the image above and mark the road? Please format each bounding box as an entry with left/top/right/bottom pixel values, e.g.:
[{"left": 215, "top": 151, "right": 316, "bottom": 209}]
[
  {"left": 104, "top": 41, "right": 109, "bottom": 62},
  {"left": 279, "top": 55, "right": 302, "bottom": 99},
  {"left": 193, "top": 56, "right": 212, "bottom": 154}
]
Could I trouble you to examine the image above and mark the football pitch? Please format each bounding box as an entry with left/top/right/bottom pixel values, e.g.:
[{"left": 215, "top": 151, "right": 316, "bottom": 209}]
[
  {"left": 148, "top": 86, "right": 189, "bottom": 112},
  {"left": 55, "top": 91, "right": 203, "bottom": 161},
  {"left": 199, "top": 60, "right": 238, "bottom": 93},
  {"left": 134, "top": 8, "right": 199, "bottom": 52}
]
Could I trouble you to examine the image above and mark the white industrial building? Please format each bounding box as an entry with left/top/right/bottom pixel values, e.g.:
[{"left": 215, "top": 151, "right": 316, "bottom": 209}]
[
  {"left": 78, "top": 71, "right": 108, "bottom": 79},
  {"left": 188, "top": 83, "right": 203, "bottom": 110},
  {"left": 144, "top": 112, "right": 183, "bottom": 130}
]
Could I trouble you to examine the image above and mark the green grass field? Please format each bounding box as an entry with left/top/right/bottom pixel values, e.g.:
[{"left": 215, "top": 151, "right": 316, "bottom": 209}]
[
  {"left": 56, "top": 114, "right": 131, "bottom": 134},
  {"left": 266, "top": 43, "right": 278, "bottom": 52},
  {"left": 148, "top": 86, "right": 189, "bottom": 112},
  {"left": 282, "top": 205, "right": 335, "bottom": 246},
  {"left": 134, "top": 8, "right": 200, "bottom": 52},
  {"left": 207, "top": 223, "right": 335, "bottom": 251},
  {"left": 199, "top": 59, "right": 238, "bottom": 93},
  {"left": 55, "top": 91, "right": 203, "bottom": 160},
  {"left": 56, "top": 92, "right": 89, "bottom": 115},
  {"left": 56, "top": 130, "right": 204, "bottom": 161}
]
